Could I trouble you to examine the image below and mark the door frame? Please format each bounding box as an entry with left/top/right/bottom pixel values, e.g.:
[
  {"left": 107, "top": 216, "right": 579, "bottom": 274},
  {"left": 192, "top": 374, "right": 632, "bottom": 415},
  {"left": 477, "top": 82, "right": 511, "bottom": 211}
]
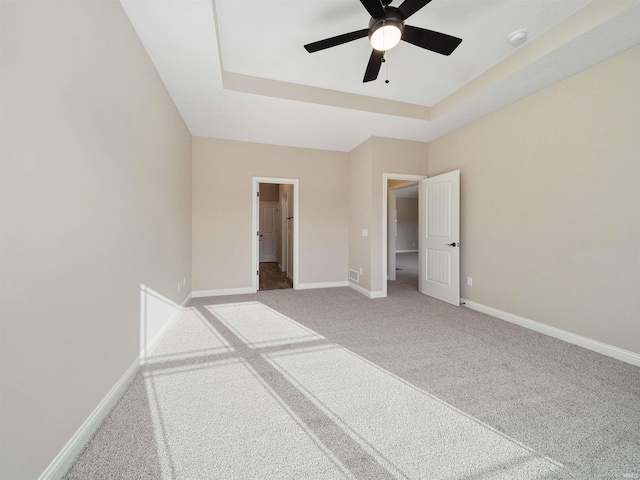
[
  {"left": 382, "top": 173, "right": 427, "bottom": 297},
  {"left": 253, "top": 177, "right": 299, "bottom": 291}
]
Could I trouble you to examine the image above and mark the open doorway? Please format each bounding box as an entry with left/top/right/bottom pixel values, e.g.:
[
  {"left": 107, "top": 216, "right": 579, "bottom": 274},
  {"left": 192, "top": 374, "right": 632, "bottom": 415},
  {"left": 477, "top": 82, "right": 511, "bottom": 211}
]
[
  {"left": 252, "top": 177, "right": 299, "bottom": 292},
  {"left": 382, "top": 173, "right": 427, "bottom": 297},
  {"left": 388, "top": 181, "right": 419, "bottom": 291},
  {"left": 258, "top": 183, "right": 291, "bottom": 291},
  {"left": 383, "top": 171, "right": 461, "bottom": 305}
]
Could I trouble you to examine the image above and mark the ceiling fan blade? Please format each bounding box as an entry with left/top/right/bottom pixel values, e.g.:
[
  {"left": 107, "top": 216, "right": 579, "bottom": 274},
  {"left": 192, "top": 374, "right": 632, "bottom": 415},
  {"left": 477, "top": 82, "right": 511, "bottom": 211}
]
[
  {"left": 401, "top": 25, "right": 462, "bottom": 55},
  {"left": 363, "top": 49, "right": 384, "bottom": 83},
  {"left": 304, "top": 29, "right": 369, "bottom": 53},
  {"left": 397, "top": 0, "right": 433, "bottom": 20},
  {"left": 359, "top": 0, "right": 385, "bottom": 19}
]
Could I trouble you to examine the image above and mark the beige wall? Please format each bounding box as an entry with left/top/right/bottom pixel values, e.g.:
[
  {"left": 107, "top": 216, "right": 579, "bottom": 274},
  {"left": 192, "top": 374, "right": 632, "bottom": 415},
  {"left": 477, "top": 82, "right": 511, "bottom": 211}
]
[
  {"left": 347, "top": 137, "right": 428, "bottom": 293},
  {"left": 347, "top": 138, "right": 374, "bottom": 290},
  {"left": 396, "top": 197, "right": 419, "bottom": 251},
  {"left": 0, "top": 1, "right": 192, "bottom": 478},
  {"left": 370, "top": 137, "right": 429, "bottom": 293},
  {"left": 192, "top": 137, "right": 349, "bottom": 291},
  {"left": 428, "top": 45, "right": 640, "bottom": 354}
]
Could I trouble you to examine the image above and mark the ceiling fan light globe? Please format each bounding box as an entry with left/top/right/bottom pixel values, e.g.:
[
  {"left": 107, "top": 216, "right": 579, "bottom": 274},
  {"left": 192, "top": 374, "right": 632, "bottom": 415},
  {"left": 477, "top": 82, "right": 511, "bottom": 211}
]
[{"left": 370, "top": 24, "right": 402, "bottom": 51}]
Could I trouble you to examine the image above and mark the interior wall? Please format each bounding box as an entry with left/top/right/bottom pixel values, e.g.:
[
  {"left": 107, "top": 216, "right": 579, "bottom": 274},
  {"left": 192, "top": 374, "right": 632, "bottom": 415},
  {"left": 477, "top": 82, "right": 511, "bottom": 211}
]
[
  {"left": 347, "top": 138, "right": 374, "bottom": 291},
  {"left": 396, "top": 197, "right": 419, "bottom": 251},
  {"left": 0, "top": 1, "right": 193, "bottom": 478},
  {"left": 192, "top": 137, "right": 349, "bottom": 291},
  {"left": 259, "top": 182, "right": 279, "bottom": 202},
  {"left": 427, "top": 45, "right": 640, "bottom": 354},
  {"left": 347, "top": 137, "right": 428, "bottom": 294},
  {"left": 370, "top": 137, "right": 429, "bottom": 293}
]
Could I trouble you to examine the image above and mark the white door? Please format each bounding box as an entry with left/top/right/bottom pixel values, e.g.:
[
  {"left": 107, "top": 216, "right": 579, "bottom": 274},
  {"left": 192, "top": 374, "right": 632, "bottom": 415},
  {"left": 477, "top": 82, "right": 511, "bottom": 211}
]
[
  {"left": 419, "top": 170, "right": 460, "bottom": 306},
  {"left": 259, "top": 202, "right": 278, "bottom": 262}
]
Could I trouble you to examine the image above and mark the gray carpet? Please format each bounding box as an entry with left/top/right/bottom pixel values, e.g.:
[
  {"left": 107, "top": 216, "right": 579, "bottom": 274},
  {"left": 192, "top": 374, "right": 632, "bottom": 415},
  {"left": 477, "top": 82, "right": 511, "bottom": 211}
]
[{"left": 63, "top": 253, "right": 640, "bottom": 479}]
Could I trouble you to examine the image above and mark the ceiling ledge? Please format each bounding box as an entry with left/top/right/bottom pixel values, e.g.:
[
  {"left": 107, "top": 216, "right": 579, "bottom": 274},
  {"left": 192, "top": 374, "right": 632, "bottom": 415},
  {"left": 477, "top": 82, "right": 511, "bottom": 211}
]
[
  {"left": 221, "top": 72, "right": 432, "bottom": 120},
  {"left": 431, "top": 0, "right": 637, "bottom": 119},
  {"left": 215, "top": 0, "right": 637, "bottom": 124}
]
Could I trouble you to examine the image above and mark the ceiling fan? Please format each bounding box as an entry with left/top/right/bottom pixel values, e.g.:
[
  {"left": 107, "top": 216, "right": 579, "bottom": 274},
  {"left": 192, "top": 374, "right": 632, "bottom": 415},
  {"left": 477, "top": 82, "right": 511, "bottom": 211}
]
[{"left": 304, "top": 0, "right": 462, "bottom": 83}]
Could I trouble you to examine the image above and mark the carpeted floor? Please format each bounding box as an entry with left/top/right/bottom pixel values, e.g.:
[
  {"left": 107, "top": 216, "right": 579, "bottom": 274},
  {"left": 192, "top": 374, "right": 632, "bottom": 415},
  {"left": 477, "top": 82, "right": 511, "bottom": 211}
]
[{"left": 63, "top": 253, "right": 640, "bottom": 479}]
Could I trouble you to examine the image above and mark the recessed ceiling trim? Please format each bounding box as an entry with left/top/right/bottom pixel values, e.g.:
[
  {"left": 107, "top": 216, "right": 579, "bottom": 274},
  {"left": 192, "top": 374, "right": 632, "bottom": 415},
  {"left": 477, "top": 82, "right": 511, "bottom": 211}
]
[
  {"left": 120, "top": 0, "right": 639, "bottom": 152},
  {"left": 431, "top": 0, "right": 636, "bottom": 119},
  {"left": 213, "top": 0, "right": 634, "bottom": 124},
  {"left": 222, "top": 71, "right": 431, "bottom": 120}
]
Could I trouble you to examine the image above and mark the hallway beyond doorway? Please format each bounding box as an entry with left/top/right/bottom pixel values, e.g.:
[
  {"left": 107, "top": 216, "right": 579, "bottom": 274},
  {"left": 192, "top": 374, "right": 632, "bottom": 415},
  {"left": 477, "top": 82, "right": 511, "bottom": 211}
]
[{"left": 259, "top": 262, "right": 292, "bottom": 291}]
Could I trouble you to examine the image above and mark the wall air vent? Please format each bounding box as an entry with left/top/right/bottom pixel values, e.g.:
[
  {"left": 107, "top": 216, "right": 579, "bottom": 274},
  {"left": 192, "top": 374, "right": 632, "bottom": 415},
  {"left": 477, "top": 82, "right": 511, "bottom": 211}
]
[{"left": 349, "top": 269, "right": 360, "bottom": 283}]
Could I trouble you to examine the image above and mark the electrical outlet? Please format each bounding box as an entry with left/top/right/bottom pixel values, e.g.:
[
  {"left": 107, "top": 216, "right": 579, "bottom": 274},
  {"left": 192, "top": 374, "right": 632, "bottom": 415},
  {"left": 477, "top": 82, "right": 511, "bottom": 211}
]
[
  {"left": 467, "top": 277, "right": 473, "bottom": 286},
  {"left": 359, "top": 268, "right": 363, "bottom": 275},
  {"left": 183, "top": 277, "right": 186, "bottom": 286},
  {"left": 178, "top": 281, "right": 181, "bottom": 292}
]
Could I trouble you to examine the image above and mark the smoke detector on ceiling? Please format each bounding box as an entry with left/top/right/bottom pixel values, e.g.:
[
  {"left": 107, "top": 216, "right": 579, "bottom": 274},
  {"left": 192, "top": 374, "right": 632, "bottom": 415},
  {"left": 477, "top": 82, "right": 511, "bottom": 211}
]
[{"left": 508, "top": 29, "right": 527, "bottom": 47}]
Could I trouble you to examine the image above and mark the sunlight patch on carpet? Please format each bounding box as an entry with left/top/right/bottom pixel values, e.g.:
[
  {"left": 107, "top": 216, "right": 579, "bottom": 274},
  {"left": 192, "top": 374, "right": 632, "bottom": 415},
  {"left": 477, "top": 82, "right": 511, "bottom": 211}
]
[
  {"left": 207, "top": 301, "right": 323, "bottom": 349},
  {"left": 144, "top": 357, "right": 353, "bottom": 479},
  {"left": 208, "top": 302, "right": 563, "bottom": 479},
  {"left": 142, "top": 307, "right": 233, "bottom": 364}
]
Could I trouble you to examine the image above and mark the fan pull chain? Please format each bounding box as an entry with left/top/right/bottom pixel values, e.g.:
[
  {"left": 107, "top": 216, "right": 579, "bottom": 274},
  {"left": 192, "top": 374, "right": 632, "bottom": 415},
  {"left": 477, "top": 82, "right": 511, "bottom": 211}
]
[{"left": 384, "top": 53, "right": 389, "bottom": 84}]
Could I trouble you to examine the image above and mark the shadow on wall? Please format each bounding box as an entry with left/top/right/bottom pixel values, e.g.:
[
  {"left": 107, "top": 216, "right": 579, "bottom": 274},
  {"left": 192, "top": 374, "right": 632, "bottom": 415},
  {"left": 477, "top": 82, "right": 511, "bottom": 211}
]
[{"left": 64, "top": 301, "right": 564, "bottom": 479}]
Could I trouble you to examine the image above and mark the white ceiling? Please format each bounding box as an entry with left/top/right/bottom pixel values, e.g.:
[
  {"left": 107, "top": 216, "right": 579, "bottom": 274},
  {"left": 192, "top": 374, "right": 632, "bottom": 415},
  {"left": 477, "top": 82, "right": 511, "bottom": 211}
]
[
  {"left": 120, "top": 0, "right": 640, "bottom": 152},
  {"left": 217, "top": 0, "right": 589, "bottom": 106}
]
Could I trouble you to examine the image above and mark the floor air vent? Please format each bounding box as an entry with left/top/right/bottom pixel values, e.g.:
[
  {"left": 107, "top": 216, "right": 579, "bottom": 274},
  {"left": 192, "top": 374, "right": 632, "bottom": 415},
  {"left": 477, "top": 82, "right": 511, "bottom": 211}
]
[{"left": 349, "top": 269, "right": 360, "bottom": 283}]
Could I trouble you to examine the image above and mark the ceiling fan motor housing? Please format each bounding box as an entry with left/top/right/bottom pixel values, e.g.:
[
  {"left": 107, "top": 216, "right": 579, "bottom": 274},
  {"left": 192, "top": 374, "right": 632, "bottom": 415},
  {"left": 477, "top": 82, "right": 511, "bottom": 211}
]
[
  {"left": 368, "top": 7, "right": 405, "bottom": 34},
  {"left": 368, "top": 8, "right": 405, "bottom": 51}
]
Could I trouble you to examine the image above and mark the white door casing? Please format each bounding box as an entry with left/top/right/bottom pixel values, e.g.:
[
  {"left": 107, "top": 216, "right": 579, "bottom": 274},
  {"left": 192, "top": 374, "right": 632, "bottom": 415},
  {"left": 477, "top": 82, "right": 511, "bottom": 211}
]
[
  {"left": 252, "top": 177, "right": 299, "bottom": 292},
  {"left": 259, "top": 202, "right": 278, "bottom": 262},
  {"left": 419, "top": 170, "right": 460, "bottom": 306}
]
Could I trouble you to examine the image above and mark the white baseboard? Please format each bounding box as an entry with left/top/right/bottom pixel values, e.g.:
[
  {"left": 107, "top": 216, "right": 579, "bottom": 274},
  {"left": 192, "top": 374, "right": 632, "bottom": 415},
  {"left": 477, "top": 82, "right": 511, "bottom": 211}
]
[
  {"left": 462, "top": 299, "right": 640, "bottom": 367},
  {"left": 396, "top": 249, "right": 418, "bottom": 253},
  {"left": 37, "top": 357, "right": 140, "bottom": 480},
  {"left": 39, "top": 294, "right": 192, "bottom": 480},
  {"left": 296, "top": 281, "right": 349, "bottom": 290},
  {"left": 181, "top": 291, "right": 192, "bottom": 305},
  {"left": 348, "top": 282, "right": 386, "bottom": 299},
  {"left": 191, "top": 287, "right": 255, "bottom": 298}
]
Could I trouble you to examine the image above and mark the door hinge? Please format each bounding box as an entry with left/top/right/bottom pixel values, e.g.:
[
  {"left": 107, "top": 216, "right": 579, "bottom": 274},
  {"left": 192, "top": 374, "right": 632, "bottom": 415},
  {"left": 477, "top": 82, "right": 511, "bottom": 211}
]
[
  {"left": 257, "top": 191, "right": 260, "bottom": 197},
  {"left": 257, "top": 270, "right": 259, "bottom": 276},
  {"left": 257, "top": 231, "right": 259, "bottom": 236}
]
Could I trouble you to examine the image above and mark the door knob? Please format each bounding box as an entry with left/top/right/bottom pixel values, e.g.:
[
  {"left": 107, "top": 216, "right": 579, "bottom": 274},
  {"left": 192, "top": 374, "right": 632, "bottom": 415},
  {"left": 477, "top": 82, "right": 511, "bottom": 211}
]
[{"left": 446, "top": 242, "right": 459, "bottom": 247}]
